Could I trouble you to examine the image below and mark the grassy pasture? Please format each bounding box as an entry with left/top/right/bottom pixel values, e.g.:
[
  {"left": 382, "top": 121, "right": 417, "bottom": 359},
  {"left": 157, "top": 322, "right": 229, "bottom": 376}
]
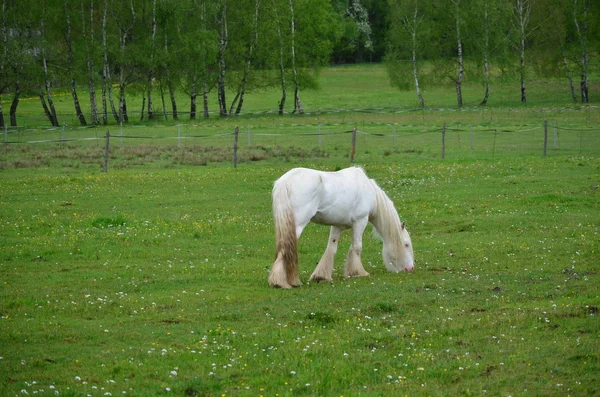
[{"left": 1, "top": 64, "right": 600, "bottom": 396}]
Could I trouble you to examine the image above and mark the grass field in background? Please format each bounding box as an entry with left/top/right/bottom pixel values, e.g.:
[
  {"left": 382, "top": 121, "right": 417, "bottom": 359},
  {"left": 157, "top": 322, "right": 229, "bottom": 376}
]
[
  {"left": 3, "top": 63, "right": 599, "bottom": 126},
  {"left": 1, "top": 64, "right": 599, "bottom": 396}
]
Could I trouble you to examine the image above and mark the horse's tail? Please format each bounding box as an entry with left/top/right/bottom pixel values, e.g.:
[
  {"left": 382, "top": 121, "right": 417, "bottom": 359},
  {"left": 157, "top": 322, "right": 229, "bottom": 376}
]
[{"left": 269, "top": 179, "right": 299, "bottom": 288}]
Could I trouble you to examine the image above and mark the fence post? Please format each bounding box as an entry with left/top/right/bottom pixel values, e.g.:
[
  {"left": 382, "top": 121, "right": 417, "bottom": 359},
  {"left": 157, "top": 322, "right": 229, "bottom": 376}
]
[
  {"left": 61, "top": 122, "right": 66, "bottom": 142},
  {"left": 543, "top": 120, "right": 548, "bottom": 157},
  {"left": 441, "top": 124, "right": 446, "bottom": 159},
  {"left": 103, "top": 130, "right": 110, "bottom": 173},
  {"left": 350, "top": 126, "right": 357, "bottom": 163},
  {"left": 177, "top": 124, "right": 181, "bottom": 147},
  {"left": 233, "top": 126, "right": 239, "bottom": 168}
]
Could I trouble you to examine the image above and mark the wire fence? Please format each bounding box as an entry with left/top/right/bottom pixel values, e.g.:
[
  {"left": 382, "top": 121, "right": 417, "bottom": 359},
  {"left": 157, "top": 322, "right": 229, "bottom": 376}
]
[{"left": 2, "top": 118, "right": 600, "bottom": 170}]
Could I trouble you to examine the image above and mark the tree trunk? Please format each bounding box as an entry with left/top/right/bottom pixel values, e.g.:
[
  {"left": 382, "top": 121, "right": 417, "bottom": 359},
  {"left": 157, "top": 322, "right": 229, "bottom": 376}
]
[
  {"left": 40, "top": 87, "right": 58, "bottom": 127},
  {"left": 40, "top": 4, "right": 59, "bottom": 127},
  {"left": 65, "top": 0, "right": 87, "bottom": 126},
  {"left": 202, "top": 79, "right": 209, "bottom": 119},
  {"left": 83, "top": 0, "right": 100, "bottom": 125},
  {"left": 10, "top": 82, "right": 20, "bottom": 126},
  {"left": 480, "top": 3, "right": 490, "bottom": 106},
  {"left": 573, "top": 0, "right": 589, "bottom": 103},
  {"left": 101, "top": 0, "right": 109, "bottom": 125},
  {"left": 412, "top": 48, "right": 424, "bottom": 108},
  {"left": 42, "top": 65, "right": 59, "bottom": 127},
  {"left": 164, "top": 31, "right": 177, "bottom": 120},
  {"left": 515, "top": 0, "right": 531, "bottom": 104},
  {"left": 480, "top": 55, "right": 490, "bottom": 106},
  {"left": 233, "top": 0, "right": 260, "bottom": 116},
  {"left": 453, "top": 0, "right": 463, "bottom": 107},
  {"left": 190, "top": 77, "right": 197, "bottom": 120},
  {"left": 273, "top": 0, "right": 286, "bottom": 115},
  {"left": 160, "top": 80, "right": 168, "bottom": 121},
  {"left": 561, "top": 45, "right": 577, "bottom": 103},
  {"left": 217, "top": 2, "right": 228, "bottom": 118},
  {"left": 520, "top": 31, "right": 526, "bottom": 104},
  {"left": 140, "top": 94, "right": 146, "bottom": 121},
  {"left": 147, "top": 0, "right": 157, "bottom": 120},
  {"left": 289, "top": 0, "right": 303, "bottom": 114},
  {"left": 169, "top": 80, "right": 178, "bottom": 120},
  {"left": 117, "top": 0, "right": 136, "bottom": 123},
  {"left": 404, "top": 4, "right": 424, "bottom": 107}
]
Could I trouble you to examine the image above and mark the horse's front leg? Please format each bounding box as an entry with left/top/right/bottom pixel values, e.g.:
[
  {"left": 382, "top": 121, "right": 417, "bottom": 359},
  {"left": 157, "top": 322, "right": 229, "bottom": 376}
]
[
  {"left": 310, "top": 226, "right": 341, "bottom": 283},
  {"left": 345, "top": 218, "right": 370, "bottom": 278}
]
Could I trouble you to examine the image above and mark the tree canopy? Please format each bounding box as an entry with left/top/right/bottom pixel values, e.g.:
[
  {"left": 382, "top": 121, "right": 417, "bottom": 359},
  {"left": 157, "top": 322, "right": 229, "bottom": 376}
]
[{"left": 0, "top": 0, "right": 597, "bottom": 126}]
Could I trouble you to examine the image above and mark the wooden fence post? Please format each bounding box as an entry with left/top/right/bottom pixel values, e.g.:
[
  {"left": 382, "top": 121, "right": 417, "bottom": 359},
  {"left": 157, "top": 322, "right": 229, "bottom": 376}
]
[
  {"left": 177, "top": 124, "right": 181, "bottom": 147},
  {"left": 543, "top": 120, "right": 548, "bottom": 157},
  {"left": 103, "top": 130, "right": 110, "bottom": 173},
  {"left": 350, "top": 126, "right": 357, "bottom": 162},
  {"left": 441, "top": 123, "right": 446, "bottom": 159},
  {"left": 233, "top": 126, "right": 239, "bottom": 168}
]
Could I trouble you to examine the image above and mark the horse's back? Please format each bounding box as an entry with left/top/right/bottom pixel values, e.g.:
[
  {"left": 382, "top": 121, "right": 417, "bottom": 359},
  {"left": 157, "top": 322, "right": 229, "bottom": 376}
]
[{"left": 274, "top": 167, "right": 376, "bottom": 228}]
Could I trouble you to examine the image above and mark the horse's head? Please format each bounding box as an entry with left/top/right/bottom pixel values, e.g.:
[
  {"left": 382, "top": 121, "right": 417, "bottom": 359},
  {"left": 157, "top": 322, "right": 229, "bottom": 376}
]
[{"left": 382, "top": 221, "right": 414, "bottom": 272}]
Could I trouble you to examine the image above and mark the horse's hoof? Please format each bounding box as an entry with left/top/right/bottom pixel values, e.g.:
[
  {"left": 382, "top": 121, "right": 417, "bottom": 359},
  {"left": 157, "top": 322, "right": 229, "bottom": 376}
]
[
  {"left": 269, "top": 282, "right": 292, "bottom": 289},
  {"left": 309, "top": 275, "right": 333, "bottom": 283}
]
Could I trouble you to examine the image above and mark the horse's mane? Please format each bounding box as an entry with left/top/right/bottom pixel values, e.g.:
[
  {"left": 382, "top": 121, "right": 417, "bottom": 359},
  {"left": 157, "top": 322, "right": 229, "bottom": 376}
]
[{"left": 370, "top": 179, "right": 404, "bottom": 246}]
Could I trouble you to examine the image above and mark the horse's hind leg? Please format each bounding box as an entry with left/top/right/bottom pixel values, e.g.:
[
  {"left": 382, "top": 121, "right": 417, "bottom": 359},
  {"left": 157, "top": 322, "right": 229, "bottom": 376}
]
[
  {"left": 310, "top": 226, "right": 341, "bottom": 283},
  {"left": 269, "top": 252, "right": 292, "bottom": 289},
  {"left": 345, "top": 218, "right": 370, "bottom": 278}
]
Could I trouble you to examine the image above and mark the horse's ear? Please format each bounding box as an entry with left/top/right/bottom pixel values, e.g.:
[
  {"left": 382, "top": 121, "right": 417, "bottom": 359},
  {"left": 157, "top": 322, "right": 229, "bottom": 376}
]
[{"left": 401, "top": 221, "right": 406, "bottom": 230}]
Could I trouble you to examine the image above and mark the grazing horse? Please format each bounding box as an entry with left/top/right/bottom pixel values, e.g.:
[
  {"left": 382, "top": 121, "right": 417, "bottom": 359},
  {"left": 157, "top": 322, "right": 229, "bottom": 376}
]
[{"left": 268, "top": 166, "right": 414, "bottom": 289}]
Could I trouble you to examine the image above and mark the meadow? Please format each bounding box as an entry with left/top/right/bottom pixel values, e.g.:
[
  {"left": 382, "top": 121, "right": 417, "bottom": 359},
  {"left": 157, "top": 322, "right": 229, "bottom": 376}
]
[{"left": 1, "top": 64, "right": 599, "bottom": 396}]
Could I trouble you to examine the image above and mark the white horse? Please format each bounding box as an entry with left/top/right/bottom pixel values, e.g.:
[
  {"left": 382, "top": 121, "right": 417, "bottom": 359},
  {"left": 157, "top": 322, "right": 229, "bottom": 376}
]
[{"left": 268, "top": 166, "right": 414, "bottom": 289}]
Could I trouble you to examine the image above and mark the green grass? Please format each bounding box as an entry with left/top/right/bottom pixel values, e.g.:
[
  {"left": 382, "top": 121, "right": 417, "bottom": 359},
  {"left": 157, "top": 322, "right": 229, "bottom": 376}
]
[
  {"left": 1, "top": 157, "right": 599, "bottom": 396},
  {"left": 1, "top": 64, "right": 599, "bottom": 396}
]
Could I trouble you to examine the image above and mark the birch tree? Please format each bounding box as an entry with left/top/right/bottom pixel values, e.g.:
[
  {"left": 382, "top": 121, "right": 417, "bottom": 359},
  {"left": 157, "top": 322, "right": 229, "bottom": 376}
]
[
  {"left": 116, "top": 0, "right": 136, "bottom": 122},
  {"left": 217, "top": 0, "right": 228, "bottom": 117},
  {"left": 82, "top": 0, "right": 100, "bottom": 125},
  {"left": 465, "top": 0, "right": 511, "bottom": 106},
  {"left": 513, "top": 0, "right": 534, "bottom": 104},
  {"left": 386, "top": 0, "right": 428, "bottom": 107},
  {"left": 451, "top": 0, "right": 464, "bottom": 107},
  {"left": 289, "top": 0, "right": 303, "bottom": 114},
  {"left": 38, "top": 0, "right": 59, "bottom": 127},
  {"left": 573, "top": 0, "right": 589, "bottom": 103},
  {"left": 229, "top": 0, "right": 260, "bottom": 116},
  {"left": 63, "top": 0, "right": 87, "bottom": 126}
]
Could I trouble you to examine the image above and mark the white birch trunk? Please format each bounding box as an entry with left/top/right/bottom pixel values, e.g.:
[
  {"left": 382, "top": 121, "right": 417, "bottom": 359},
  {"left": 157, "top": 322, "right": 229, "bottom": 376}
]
[
  {"left": 289, "top": 0, "right": 303, "bottom": 114},
  {"left": 217, "top": 1, "right": 228, "bottom": 117},
  {"left": 82, "top": 0, "right": 100, "bottom": 125},
  {"left": 147, "top": 0, "right": 157, "bottom": 120},
  {"left": 573, "top": 0, "right": 589, "bottom": 103},
  {"left": 453, "top": 0, "right": 463, "bottom": 107}
]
